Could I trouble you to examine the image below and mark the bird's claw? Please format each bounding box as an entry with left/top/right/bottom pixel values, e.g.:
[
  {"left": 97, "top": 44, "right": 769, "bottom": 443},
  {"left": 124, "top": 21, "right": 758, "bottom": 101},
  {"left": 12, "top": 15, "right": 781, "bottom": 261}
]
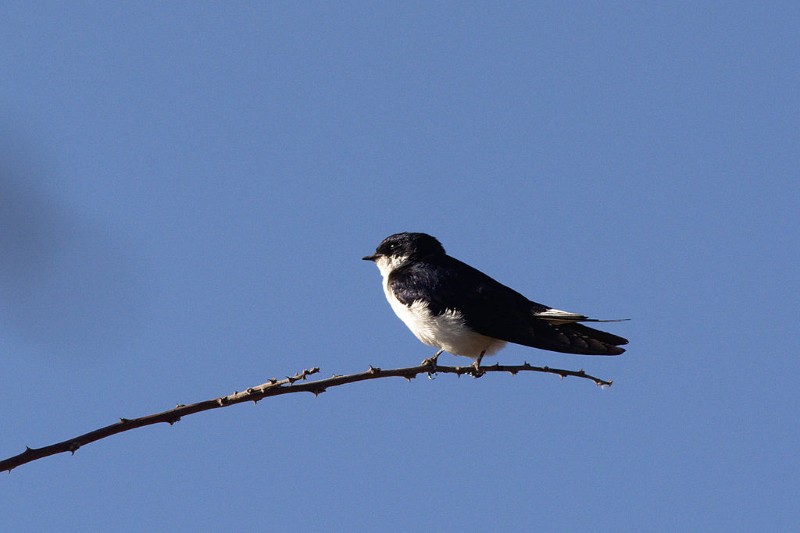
[
  {"left": 422, "top": 350, "right": 444, "bottom": 379},
  {"left": 471, "top": 352, "right": 486, "bottom": 377}
]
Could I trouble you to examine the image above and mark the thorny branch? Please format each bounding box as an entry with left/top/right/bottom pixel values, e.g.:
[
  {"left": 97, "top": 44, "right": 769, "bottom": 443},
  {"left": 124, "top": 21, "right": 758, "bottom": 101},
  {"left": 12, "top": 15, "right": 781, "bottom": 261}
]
[{"left": 1, "top": 360, "right": 612, "bottom": 473}]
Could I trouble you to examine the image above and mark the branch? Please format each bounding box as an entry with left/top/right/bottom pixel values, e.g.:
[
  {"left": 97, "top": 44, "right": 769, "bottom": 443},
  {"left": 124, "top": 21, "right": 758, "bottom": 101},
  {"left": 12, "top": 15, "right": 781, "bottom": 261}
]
[{"left": 1, "top": 361, "right": 611, "bottom": 473}]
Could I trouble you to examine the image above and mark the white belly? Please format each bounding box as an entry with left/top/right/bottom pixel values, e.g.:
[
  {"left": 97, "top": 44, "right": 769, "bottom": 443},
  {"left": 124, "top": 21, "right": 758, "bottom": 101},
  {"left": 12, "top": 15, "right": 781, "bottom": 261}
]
[{"left": 382, "top": 277, "right": 506, "bottom": 359}]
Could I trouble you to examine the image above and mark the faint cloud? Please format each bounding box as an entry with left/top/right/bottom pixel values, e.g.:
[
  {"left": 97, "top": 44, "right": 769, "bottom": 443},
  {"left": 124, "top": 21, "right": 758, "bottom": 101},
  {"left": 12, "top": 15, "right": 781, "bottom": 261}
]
[{"left": 0, "top": 130, "right": 147, "bottom": 358}]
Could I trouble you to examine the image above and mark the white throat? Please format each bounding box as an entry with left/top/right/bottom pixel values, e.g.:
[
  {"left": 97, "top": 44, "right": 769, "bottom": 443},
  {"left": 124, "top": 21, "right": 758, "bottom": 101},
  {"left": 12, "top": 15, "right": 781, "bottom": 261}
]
[{"left": 374, "top": 254, "right": 409, "bottom": 278}]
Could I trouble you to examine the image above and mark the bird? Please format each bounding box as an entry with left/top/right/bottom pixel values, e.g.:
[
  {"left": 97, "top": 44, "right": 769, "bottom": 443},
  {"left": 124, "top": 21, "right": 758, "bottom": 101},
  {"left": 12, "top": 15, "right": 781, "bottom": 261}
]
[{"left": 363, "top": 232, "right": 628, "bottom": 369}]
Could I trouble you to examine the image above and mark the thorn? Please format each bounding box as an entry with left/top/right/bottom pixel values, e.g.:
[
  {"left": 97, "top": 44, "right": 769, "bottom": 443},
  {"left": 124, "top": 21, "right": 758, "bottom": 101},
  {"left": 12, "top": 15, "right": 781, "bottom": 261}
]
[
  {"left": 175, "top": 404, "right": 185, "bottom": 408},
  {"left": 69, "top": 442, "right": 80, "bottom": 455},
  {"left": 119, "top": 418, "right": 130, "bottom": 423},
  {"left": 368, "top": 365, "right": 381, "bottom": 374}
]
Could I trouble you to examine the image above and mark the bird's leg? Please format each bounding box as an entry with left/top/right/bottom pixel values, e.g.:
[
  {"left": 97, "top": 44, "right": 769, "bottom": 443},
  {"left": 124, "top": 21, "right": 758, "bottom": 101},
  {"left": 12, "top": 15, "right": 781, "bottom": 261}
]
[
  {"left": 422, "top": 349, "right": 443, "bottom": 368},
  {"left": 472, "top": 351, "right": 486, "bottom": 373}
]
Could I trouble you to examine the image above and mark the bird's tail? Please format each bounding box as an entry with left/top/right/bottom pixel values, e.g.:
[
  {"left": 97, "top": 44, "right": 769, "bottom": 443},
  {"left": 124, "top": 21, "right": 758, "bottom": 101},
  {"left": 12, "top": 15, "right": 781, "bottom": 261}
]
[{"left": 531, "top": 321, "right": 629, "bottom": 356}]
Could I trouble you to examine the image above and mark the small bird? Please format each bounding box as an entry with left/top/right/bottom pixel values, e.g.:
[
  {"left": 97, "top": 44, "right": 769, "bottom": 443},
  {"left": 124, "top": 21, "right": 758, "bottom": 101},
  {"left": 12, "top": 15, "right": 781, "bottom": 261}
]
[{"left": 363, "top": 232, "right": 628, "bottom": 368}]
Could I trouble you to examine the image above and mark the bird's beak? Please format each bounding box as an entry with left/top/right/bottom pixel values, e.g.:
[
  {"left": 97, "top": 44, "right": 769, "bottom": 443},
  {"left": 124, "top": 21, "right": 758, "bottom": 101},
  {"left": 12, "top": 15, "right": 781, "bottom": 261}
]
[{"left": 362, "top": 253, "right": 380, "bottom": 262}]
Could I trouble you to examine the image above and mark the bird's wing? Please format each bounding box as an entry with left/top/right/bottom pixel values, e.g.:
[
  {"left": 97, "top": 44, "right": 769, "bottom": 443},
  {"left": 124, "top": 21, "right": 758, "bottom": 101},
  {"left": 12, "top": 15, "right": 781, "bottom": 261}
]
[
  {"left": 532, "top": 308, "right": 629, "bottom": 324},
  {"left": 387, "top": 256, "right": 539, "bottom": 316},
  {"left": 390, "top": 256, "right": 627, "bottom": 356}
]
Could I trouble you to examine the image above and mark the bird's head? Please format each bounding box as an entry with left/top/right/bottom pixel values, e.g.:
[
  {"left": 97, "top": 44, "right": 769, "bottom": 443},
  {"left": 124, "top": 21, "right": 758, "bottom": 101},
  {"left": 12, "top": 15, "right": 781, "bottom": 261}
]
[{"left": 363, "top": 232, "right": 445, "bottom": 275}]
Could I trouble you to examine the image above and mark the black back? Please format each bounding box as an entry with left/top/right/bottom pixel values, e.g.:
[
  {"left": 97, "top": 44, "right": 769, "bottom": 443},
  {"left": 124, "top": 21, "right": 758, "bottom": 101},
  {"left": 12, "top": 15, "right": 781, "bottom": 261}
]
[{"left": 384, "top": 234, "right": 627, "bottom": 355}]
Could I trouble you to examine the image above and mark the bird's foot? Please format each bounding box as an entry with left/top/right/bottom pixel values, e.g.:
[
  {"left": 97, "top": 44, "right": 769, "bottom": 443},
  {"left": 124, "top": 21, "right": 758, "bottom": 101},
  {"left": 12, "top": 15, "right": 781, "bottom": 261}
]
[
  {"left": 471, "top": 352, "right": 486, "bottom": 377},
  {"left": 421, "top": 349, "right": 443, "bottom": 368},
  {"left": 422, "top": 350, "right": 443, "bottom": 379}
]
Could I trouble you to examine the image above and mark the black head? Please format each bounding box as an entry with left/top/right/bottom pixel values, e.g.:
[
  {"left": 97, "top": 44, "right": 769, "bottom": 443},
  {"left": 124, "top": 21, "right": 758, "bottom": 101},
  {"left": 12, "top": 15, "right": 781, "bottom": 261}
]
[{"left": 362, "top": 232, "right": 446, "bottom": 262}]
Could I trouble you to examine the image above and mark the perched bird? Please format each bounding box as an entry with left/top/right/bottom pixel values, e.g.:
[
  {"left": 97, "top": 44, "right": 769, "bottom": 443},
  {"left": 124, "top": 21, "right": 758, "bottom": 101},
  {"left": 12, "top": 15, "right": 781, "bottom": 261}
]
[{"left": 363, "top": 232, "right": 628, "bottom": 368}]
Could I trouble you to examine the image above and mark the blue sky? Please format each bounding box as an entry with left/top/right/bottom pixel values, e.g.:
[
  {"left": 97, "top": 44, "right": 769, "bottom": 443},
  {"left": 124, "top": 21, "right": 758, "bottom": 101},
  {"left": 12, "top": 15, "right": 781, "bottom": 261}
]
[{"left": 1, "top": 2, "right": 798, "bottom": 531}]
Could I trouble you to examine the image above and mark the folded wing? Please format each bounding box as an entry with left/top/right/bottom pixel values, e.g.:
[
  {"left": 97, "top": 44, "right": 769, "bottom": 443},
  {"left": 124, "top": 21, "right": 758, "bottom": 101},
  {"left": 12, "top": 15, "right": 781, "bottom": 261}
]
[{"left": 394, "top": 256, "right": 629, "bottom": 356}]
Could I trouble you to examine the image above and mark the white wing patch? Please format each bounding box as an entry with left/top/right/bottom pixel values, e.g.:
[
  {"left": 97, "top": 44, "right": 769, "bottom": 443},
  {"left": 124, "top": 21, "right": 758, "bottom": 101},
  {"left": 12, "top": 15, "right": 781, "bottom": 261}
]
[
  {"left": 533, "top": 308, "right": 588, "bottom": 324},
  {"left": 534, "top": 308, "right": 629, "bottom": 324}
]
